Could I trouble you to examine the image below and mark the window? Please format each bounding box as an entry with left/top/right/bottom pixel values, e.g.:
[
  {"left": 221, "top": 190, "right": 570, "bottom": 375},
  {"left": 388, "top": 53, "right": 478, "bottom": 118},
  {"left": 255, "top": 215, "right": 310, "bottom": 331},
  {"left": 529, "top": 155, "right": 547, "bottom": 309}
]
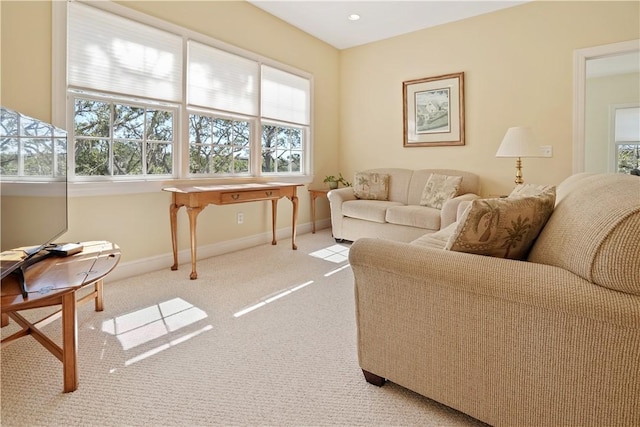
[
  {"left": 262, "top": 124, "right": 303, "bottom": 173},
  {"left": 73, "top": 97, "right": 175, "bottom": 177},
  {"left": 188, "top": 114, "right": 250, "bottom": 175},
  {"left": 0, "top": 107, "right": 67, "bottom": 179},
  {"left": 612, "top": 106, "right": 640, "bottom": 174},
  {"left": 62, "top": 1, "right": 312, "bottom": 187},
  {"left": 260, "top": 65, "right": 310, "bottom": 174}
]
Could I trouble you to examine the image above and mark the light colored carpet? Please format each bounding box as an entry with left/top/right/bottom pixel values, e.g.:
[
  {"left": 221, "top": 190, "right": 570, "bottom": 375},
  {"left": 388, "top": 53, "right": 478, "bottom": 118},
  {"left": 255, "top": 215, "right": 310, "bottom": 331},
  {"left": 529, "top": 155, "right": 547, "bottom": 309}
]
[{"left": 1, "top": 229, "right": 487, "bottom": 426}]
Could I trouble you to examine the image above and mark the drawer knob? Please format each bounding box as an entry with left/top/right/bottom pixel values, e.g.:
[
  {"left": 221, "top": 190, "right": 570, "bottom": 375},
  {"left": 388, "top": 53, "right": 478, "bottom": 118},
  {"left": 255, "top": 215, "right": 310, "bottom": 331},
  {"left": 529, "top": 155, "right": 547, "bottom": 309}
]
[
  {"left": 265, "top": 191, "right": 273, "bottom": 196},
  {"left": 231, "top": 194, "right": 240, "bottom": 200}
]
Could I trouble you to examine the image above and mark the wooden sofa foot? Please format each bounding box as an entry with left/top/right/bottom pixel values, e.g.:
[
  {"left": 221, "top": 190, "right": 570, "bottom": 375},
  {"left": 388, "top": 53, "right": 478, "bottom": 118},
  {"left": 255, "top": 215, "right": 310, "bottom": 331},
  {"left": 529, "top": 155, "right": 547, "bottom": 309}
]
[{"left": 362, "top": 369, "right": 386, "bottom": 386}]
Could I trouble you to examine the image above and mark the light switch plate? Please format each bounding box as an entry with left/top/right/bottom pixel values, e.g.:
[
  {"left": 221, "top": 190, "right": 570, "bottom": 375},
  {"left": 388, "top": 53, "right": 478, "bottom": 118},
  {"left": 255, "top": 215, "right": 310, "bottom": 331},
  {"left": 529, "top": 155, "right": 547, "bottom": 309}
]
[{"left": 540, "top": 145, "right": 553, "bottom": 157}]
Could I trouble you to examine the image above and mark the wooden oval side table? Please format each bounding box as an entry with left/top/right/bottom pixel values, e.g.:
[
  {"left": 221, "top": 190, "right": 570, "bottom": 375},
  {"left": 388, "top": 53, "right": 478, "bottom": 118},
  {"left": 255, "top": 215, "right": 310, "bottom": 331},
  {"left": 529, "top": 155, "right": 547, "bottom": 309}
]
[{"left": 1, "top": 241, "right": 120, "bottom": 392}]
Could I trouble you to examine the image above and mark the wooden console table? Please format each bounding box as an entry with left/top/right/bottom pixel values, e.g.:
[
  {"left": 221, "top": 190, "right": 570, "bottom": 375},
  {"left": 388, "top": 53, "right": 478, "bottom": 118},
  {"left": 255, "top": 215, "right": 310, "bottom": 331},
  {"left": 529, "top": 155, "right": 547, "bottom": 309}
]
[
  {"left": 163, "top": 182, "right": 302, "bottom": 280},
  {"left": 0, "top": 241, "right": 120, "bottom": 393},
  {"left": 308, "top": 188, "right": 330, "bottom": 233}
]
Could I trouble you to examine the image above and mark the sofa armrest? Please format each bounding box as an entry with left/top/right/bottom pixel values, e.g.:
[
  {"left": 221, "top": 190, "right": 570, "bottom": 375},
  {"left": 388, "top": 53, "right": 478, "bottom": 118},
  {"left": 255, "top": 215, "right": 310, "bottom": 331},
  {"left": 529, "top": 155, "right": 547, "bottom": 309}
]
[
  {"left": 327, "top": 187, "right": 357, "bottom": 239},
  {"left": 456, "top": 200, "right": 472, "bottom": 220},
  {"left": 440, "top": 193, "right": 479, "bottom": 228}
]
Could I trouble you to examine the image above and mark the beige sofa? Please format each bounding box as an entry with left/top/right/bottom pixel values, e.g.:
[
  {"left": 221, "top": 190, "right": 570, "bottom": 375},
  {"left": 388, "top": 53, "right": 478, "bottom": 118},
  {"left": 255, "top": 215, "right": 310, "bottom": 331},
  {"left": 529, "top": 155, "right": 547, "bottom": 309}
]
[
  {"left": 349, "top": 172, "right": 640, "bottom": 426},
  {"left": 327, "top": 168, "right": 480, "bottom": 242}
]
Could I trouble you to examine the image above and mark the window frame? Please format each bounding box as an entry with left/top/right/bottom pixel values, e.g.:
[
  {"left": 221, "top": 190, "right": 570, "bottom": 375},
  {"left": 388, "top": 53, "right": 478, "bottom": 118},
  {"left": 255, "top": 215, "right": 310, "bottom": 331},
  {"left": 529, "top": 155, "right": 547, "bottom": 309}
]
[
  {"left": 260, "top": 120, "right": 309, "bottom": 175},
  {"left": 68, "top": 91, "right": 180, "bottom": 182},
  {"left": 186, "top": 108, "right": 256, "bottom": 178},
  {"left": 53, "top": 1, "right": 313, "bottom": 197}
]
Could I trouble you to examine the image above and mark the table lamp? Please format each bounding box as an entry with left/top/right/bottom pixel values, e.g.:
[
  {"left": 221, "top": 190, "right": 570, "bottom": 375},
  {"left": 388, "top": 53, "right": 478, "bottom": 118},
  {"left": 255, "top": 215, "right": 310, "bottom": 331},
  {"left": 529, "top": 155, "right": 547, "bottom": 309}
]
[{"left": 496, "top": 126, "right": 540, "bottom": 185}]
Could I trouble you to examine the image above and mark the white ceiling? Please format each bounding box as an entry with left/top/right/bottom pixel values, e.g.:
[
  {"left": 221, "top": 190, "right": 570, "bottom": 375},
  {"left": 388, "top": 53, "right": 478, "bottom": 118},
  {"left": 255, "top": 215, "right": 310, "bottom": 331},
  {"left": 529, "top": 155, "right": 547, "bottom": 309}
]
[{"left": 248, "top": 1, "right": 529, "bottom": 49}]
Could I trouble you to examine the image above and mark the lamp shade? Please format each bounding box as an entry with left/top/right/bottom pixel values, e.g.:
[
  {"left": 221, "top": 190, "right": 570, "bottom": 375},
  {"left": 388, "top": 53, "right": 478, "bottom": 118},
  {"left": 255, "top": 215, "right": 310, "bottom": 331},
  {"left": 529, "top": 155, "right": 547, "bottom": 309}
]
[{"left": 495, "top": 127, "right": 540, "bottom": 158}]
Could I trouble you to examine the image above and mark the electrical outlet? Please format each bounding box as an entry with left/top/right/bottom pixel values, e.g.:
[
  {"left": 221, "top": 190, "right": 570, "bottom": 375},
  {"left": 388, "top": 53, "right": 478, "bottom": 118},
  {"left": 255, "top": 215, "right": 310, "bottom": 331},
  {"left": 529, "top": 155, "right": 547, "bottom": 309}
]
[
  {"left": 540, "top": 145, "right": 553, "bottom": 157},
  {"left": 237, "top": 212, "right": 244, "bottom": 224}
]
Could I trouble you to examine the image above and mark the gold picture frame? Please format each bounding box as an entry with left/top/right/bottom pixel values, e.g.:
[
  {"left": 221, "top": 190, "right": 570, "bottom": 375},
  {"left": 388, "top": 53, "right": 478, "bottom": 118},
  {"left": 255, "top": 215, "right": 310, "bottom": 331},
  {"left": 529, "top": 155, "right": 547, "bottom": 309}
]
[{"left": 403, "top": 72, "right": 465, "bottom": 147}]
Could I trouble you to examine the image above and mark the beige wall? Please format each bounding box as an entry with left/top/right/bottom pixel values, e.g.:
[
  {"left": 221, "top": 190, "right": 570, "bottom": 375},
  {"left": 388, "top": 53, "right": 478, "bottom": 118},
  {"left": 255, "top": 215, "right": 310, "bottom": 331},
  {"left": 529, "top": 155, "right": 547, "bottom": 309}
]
[
  {"left": 0, "top": 1, "right": 52, "bottom": 121},
  {"left": 1, "top": 1, "right": 340, "bottom": 264},
  {"left": 339, "top": 1, "right": 640, "bottom": 196},
  {"left": 585, "top": 72, "right": 640, "bottom": 173}
]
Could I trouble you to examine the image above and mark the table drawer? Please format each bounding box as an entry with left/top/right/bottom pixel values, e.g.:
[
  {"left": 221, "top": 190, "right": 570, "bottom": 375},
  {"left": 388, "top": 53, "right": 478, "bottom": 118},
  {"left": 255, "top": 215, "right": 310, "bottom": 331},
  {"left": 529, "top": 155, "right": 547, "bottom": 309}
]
[{"left": 220, "top": 189, "right": 281, "bottom": 204}]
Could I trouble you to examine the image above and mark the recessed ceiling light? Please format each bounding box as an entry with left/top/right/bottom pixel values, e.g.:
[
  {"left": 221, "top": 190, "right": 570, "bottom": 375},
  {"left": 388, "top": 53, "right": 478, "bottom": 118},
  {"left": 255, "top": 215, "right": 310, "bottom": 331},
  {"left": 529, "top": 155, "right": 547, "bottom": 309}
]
[{"left": 348, "top": 14, "right": 360, "bottom": 21}]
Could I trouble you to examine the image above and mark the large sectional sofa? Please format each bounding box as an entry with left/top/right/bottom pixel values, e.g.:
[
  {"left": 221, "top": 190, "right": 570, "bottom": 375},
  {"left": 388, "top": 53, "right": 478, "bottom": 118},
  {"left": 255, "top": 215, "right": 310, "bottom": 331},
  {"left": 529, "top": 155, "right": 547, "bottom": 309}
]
[
  {"left": 349, "top": 172, "right": 640, "bottom": 426},
  {"left": 327, "top": 168, "right": 480, "bottom": 242}
]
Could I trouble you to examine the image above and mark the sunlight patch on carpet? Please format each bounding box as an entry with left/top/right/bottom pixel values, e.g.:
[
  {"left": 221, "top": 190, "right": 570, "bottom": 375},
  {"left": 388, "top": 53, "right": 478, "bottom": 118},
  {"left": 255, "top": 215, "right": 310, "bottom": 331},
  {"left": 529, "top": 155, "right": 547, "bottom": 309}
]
[
  {"left": 325, "top": 264, "right": 351, "bottom": 276},
  {"left": 234, "top": 280, "right": 314, "bottom": 317},
  {"left": 309, "top": 244, "right": 350, "bottom": 263},
  {"left": 124, "top": 324, "right": 213, "bottom": 366},
  {"left": 101, "top": 297, "right": 209, "bottom": 351}
]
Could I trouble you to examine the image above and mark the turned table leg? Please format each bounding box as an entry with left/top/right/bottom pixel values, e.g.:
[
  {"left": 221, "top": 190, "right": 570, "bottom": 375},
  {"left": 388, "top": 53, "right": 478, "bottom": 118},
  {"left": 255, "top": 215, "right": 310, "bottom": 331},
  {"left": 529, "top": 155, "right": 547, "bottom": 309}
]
[
  {"left": 290, "top": 195, "right": 298, "bottom": 250},
  {"left": 169, "top": 201, "right": 181, "bottom": 271},
  {"left": 311, "top": 193, "right": 318, "bottom": 233},
  {"left": 271, "top": 199, "right": 278, "bottom": 245},
  {"left": 186, "top": 206, "right": 204, "bottom": 280}
]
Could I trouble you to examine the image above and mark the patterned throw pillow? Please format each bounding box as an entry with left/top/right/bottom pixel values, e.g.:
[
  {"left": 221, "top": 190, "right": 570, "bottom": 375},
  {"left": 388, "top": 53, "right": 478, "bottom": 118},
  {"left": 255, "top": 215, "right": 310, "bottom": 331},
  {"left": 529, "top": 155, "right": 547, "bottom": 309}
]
[
  {"left": 445, "top": 187, "right": 556, "bottom": 260},
  {"left": 420, "top": 173, "right": 463, "bottom": 209},
  {"left": 509, "top": 183, "right": 553, "bottom": 198},
  {"left": 353, "top": 172, "right": 390, "bottom": 200}
]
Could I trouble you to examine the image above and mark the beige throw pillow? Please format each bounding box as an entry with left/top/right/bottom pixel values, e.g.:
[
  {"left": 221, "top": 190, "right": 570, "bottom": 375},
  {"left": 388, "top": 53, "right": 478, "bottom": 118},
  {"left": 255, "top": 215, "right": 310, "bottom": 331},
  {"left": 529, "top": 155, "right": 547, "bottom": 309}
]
[
  {"left": 445, "top": 187, "right": 556, "bottom": 260},
  {"left": 353, "top": 172, "right": 390, "bottom": 200},
  {"left": 420, "top": 173, "right": 463, "bottom": 209},
  {"left": 509, "top": 183, "right": 554, "bottom": 198}
]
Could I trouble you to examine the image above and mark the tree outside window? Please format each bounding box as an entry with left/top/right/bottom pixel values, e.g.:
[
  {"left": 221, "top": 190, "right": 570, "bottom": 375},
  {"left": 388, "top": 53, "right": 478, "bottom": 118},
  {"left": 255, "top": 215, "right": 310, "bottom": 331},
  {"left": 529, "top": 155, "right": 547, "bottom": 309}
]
[
  {"left": 189, "top": 114, "right": 250, "bottom": 175},
  {"left": 262, "top": 125, "right": 303, "bottom": 173},
  {"left": 73, "top": 98, "right": 174, "bottom": 177},
  {"left": 613, "top": 106, "right": 640, "bottom": 174}
]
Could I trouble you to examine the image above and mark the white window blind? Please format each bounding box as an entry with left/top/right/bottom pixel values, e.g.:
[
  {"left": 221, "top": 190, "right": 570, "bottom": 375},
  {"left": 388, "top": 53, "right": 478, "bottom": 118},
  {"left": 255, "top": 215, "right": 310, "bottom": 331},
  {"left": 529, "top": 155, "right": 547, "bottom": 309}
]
[
  {"left": 68, "top": 2, "right": 182, "bottom": 102},
  {"left": 615, "top": 107, "right": 640, "bottom": 142},
  {"left": 261, "top": 65, "right": 310, "bottom": 125},
  {"left": 187, "top": 41, "right": 259, "bottom": 116}
]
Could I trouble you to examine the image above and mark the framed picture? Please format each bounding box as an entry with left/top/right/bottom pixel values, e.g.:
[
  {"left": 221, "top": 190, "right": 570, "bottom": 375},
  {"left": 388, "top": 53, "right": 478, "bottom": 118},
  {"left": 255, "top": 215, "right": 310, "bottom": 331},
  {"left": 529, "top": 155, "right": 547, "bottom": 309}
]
[{"left": 403, "top": 72, "right": 465, "bottom": 147}]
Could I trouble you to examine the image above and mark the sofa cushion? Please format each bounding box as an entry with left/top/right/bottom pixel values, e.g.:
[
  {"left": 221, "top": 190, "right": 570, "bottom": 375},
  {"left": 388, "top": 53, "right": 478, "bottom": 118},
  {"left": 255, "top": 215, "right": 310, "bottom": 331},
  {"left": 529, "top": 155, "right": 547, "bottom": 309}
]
[
  {"left": 420, "top": 173, "right": 463, "bottom": 209},
  {"left": 359, "top": 168, "right": 414, "bottom": 203},
  {"left": 410, "top": 222, "right": 458, "bottom": 249},
  {"left": 445, "top": 187, "right": 556, "bottom": 260},
  {"left": 342, "top": 199, "right": 403, "bottom": 223},
  {"left": 528, "top": 173, "right": 640, "bottom": 295},
  {"left": 407, "top": 169, "right": 480, "bottom": 206},
  {"left": 353, "top": 172, "right": 390, "bottom": 200},
  {"left": 386, "top": 205, "right": 441, "bottom": 230},
  {"left": 509, "top": 183, "right": 554, "bottom": 197}
]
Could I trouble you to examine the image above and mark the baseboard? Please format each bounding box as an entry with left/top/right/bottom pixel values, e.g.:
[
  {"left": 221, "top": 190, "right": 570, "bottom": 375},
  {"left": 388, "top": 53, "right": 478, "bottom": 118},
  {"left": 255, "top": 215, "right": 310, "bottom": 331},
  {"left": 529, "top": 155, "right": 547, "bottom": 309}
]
[{"left": 105, "top": 219, "right": 331, "bottom": 282}]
